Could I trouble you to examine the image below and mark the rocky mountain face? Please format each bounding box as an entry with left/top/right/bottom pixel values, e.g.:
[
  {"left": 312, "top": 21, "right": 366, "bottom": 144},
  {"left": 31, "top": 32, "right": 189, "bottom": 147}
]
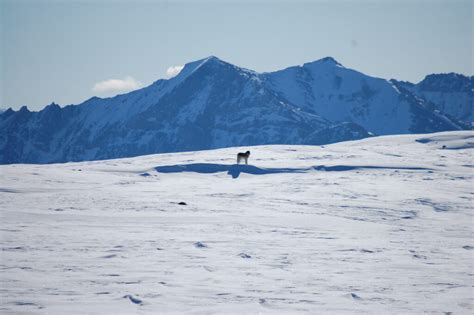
[
  {"left": 1, "top": 56, "right": 471, "bottom": 164},
  {"left": 391, "top": 73, "right": 473, "bottom": 125}
]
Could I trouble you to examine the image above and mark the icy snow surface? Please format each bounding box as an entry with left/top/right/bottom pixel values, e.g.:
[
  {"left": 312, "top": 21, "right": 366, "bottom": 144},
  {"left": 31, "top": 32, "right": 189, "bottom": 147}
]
[{"left": 1, "top": 131, "right": 473, "bottom": 313}]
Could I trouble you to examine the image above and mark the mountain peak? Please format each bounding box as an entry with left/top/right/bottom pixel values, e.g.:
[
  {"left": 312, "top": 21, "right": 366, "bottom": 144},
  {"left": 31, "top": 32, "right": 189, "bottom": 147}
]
[
  {"left": 19, "top": 105, "right": 30, "bottom": 113},
  {"left": 203, "top": 55, "right": 221, "bottom": 62},
  {"left": 173, "top": 56, "right": 227, "bottom": 80},
  {"left": 418, "top": 72, "right": 473, "bottom": 92},
  {"left": 197, "top": 55, "right": 232, "bottom": 68},
  {"left": 44, "top": 102, "right": 61, "bottom": 112},
  {"left": 421, "top": 72, "right": 470, "bottom": 82},
  {"left": 303, "top": 56, "right": 343, "bottom": 68},
  {"left": 1, "top": 107, "right": 15, "bottom": 118},
  {"left": 320, "top": 56, "right": 340, "bottom": 64},
  {"left": 192, "top": 55, "right": 225, "bottom": 66}
]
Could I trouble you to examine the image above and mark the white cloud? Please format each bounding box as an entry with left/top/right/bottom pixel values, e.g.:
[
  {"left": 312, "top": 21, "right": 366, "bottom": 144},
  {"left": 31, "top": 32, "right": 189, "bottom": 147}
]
[
  {"left": 166, "top": 65, "right": 184, "bottom": 78},
  {"left": 92, "top": 76, "right": 142, "bottom": 93}
]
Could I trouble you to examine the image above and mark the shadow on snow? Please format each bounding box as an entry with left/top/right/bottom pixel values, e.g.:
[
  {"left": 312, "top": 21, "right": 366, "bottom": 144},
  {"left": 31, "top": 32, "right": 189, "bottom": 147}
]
[
  {"left": 313, "top": 165, "right": 432, "bottom": 171},
  {"left": 154, "top": 163, "right": 307, "bottom": 178},
  {"left": 152, "top": 163, "right": 432, "bottom": 179}
]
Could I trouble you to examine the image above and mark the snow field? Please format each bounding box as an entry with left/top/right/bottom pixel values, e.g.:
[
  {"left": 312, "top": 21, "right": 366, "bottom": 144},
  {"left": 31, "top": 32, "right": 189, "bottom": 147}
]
[{"left": 1, "top": 131, "right": 473, "bottom": 313}]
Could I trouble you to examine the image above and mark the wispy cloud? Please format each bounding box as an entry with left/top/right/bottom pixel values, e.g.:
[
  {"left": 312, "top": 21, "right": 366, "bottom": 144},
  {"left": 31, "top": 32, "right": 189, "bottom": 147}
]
[
  {"left": 92, "top": 76, "right": 142, "bottom": 93},
  {"left": 166, "top": 65, "right": 184, "bottom": 78}
]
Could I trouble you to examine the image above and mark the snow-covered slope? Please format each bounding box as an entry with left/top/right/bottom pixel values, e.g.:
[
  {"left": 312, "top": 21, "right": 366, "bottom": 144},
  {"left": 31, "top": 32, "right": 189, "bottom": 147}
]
[
  {"left": 1, "top": 131, "right": 472, "bottom": 313},
  {"left": 262, "top": 58, "right": 467, "bottom": 135},
  {"left": 1, "top": 56, "right": 470, "bottom": 164}
]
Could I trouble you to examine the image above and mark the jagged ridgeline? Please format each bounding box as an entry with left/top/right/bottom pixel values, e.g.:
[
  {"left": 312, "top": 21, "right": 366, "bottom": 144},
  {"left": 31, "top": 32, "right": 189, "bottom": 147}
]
[{"left": 1, "top": 56, "right": 472, "bottom": 164}]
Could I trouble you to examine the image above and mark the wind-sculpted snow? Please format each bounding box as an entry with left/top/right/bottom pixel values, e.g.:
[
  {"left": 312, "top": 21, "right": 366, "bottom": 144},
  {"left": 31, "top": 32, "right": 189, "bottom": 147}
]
[
  {"left": 0, "top": 131, "right": 472, "bottom": 313},
  {"left": 1, "top": 56, "right": 470, "bottom": 164}
]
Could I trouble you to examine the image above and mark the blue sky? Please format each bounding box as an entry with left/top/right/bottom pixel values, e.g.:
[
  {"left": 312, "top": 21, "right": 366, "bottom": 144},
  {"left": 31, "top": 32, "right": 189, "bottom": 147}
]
[{"left": 1, "top": 0, "right": 472, "bottom": 111}]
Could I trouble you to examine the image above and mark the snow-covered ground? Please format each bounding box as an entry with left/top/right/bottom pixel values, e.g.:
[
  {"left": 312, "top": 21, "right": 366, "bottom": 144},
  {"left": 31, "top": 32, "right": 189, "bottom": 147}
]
[{"left": 1, "top": 131, "right": 473, "bottom": 314}]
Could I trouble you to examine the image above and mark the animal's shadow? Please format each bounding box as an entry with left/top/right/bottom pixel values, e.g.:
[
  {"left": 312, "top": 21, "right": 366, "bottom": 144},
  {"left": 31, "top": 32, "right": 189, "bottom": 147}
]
[
  {"left": 153, "top": 163, "right": 432, "bottom": 179},
  {"left": 154, "top": 163, "right": 307, "bottom": 179}
]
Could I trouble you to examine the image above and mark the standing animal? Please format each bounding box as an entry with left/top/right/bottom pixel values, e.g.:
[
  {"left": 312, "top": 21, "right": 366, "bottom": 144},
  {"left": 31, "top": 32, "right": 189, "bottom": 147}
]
[{"left": 237, "top": 151, "right": 250, "bottom": 165}]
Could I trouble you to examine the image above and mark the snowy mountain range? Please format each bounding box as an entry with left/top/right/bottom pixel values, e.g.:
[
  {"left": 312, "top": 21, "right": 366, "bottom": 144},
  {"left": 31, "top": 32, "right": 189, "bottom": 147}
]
[{"left": 1, "top": 56, "right": 472, "bottom": 164}]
